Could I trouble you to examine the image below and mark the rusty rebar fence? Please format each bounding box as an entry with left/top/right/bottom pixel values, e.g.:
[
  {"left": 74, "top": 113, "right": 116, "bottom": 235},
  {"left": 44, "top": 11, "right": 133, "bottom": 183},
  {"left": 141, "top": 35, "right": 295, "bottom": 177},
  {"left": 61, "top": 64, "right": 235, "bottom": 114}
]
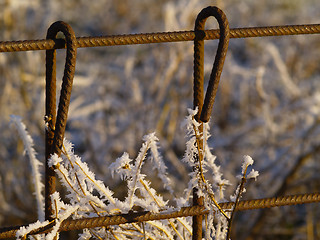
[
  {"left": 1, "top": 24, "right": 320, "bottom": 52},
  {"left": 1, "top": 5, "right": 320, "bottom": 240}
]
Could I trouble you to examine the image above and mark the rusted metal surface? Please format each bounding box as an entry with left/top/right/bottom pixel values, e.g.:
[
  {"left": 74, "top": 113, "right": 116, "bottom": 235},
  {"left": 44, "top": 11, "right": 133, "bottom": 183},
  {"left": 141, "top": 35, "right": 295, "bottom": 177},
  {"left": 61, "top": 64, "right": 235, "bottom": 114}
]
[
  {"left": 1, "top": 193, "right": 319, "bottom": 239},
  {"left": 0, "top": 24, "right": 320, "bottom": 52},
  {"left": 193, "top": 6, "right": 230, "bottom": 123},
  {"left": 192, "top": 189, "right": 204, "bottom": 240},
  {"left": 192, "top": 6, "right": 230, "bottom": 239},
  {"left": 45, "top": 21, "right": 77, "bottom": 221}
]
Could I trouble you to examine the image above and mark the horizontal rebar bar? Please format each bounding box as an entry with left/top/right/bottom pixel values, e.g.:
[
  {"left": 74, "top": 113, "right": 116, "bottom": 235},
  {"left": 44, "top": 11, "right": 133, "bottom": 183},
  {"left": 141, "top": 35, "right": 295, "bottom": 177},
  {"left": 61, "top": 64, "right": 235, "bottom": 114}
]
[
  {"left": 0, "top": 24, "right": 319, "bottom": 53},
  {"left": 1, "top": 193, "right": 319, "bottom": 239}
]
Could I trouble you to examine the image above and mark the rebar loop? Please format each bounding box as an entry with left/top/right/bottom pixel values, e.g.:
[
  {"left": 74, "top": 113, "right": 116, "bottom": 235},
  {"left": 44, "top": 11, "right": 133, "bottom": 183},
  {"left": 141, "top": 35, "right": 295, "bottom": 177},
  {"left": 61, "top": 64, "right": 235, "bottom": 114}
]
[
  {"left": 193, "top": 6, "right": 230, "bottom": 123},
  {"left": 0, "top": 193, "right": 319, "bottom": 239},
  {"left": 45, "top": 21, "right": 77, "bottom": 221},
  {"left": 0, "top": 24, "right": 320, "bottom": 52}
]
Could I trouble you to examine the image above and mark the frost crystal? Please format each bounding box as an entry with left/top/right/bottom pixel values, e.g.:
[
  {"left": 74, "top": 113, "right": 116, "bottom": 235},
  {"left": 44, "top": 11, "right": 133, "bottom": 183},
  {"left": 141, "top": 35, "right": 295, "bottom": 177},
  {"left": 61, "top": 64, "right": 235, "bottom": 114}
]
[
  {"left": 242, "top": 155, "right": 254, "bottom": 169},
  {"left": 48, "top": 153, "right": 63, "bottom": 167},
  {"left": 109, "top": 152, "right": 132, "bottom": 180},
  {"left": 240, "top": 155, "right": 259, "bottom": 180},
  {"left": 16, "top": 220, "right": 49, "bottom": 239},
  {"left": 247, "top": 169, "right": 259, "bottom": 180}
]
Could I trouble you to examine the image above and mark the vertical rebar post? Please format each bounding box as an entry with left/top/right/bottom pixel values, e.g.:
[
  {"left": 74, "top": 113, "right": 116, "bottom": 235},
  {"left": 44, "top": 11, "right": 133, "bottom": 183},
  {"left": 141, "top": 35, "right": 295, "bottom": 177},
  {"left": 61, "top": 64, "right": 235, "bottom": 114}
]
[
  {"left": 193, "top": 6, "right": 230, "bottom": 239},
  {"left": 45, "top": 21, "right": 77, "bottom": 221}
]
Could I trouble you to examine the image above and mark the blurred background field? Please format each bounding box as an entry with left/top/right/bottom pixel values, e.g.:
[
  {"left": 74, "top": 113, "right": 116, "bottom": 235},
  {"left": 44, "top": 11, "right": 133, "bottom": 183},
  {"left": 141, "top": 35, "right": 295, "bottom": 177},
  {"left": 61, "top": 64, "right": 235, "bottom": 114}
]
[{"left": 1, "top": 0, "right": 320, "bottom": 239}]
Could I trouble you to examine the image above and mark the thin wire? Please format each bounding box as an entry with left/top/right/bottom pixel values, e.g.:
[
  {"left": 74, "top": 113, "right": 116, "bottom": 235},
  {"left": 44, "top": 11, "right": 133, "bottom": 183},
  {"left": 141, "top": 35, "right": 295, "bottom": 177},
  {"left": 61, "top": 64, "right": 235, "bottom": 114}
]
[{"left": 0, "top": 24, "right": 319, "bottom": 52}]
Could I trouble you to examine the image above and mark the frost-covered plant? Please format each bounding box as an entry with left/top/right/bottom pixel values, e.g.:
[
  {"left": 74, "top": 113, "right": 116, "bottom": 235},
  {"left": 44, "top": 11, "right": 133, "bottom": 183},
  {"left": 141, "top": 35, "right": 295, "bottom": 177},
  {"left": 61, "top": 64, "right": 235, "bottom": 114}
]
[
  {"left": 10, "top": 115, "right": 45, "bottom": 222},
  {"left": 180, "top": 108, "right": 259, "bottom": 239},
  {"left": 13, "top": 110, "right": 258, "bottom": 239}
]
